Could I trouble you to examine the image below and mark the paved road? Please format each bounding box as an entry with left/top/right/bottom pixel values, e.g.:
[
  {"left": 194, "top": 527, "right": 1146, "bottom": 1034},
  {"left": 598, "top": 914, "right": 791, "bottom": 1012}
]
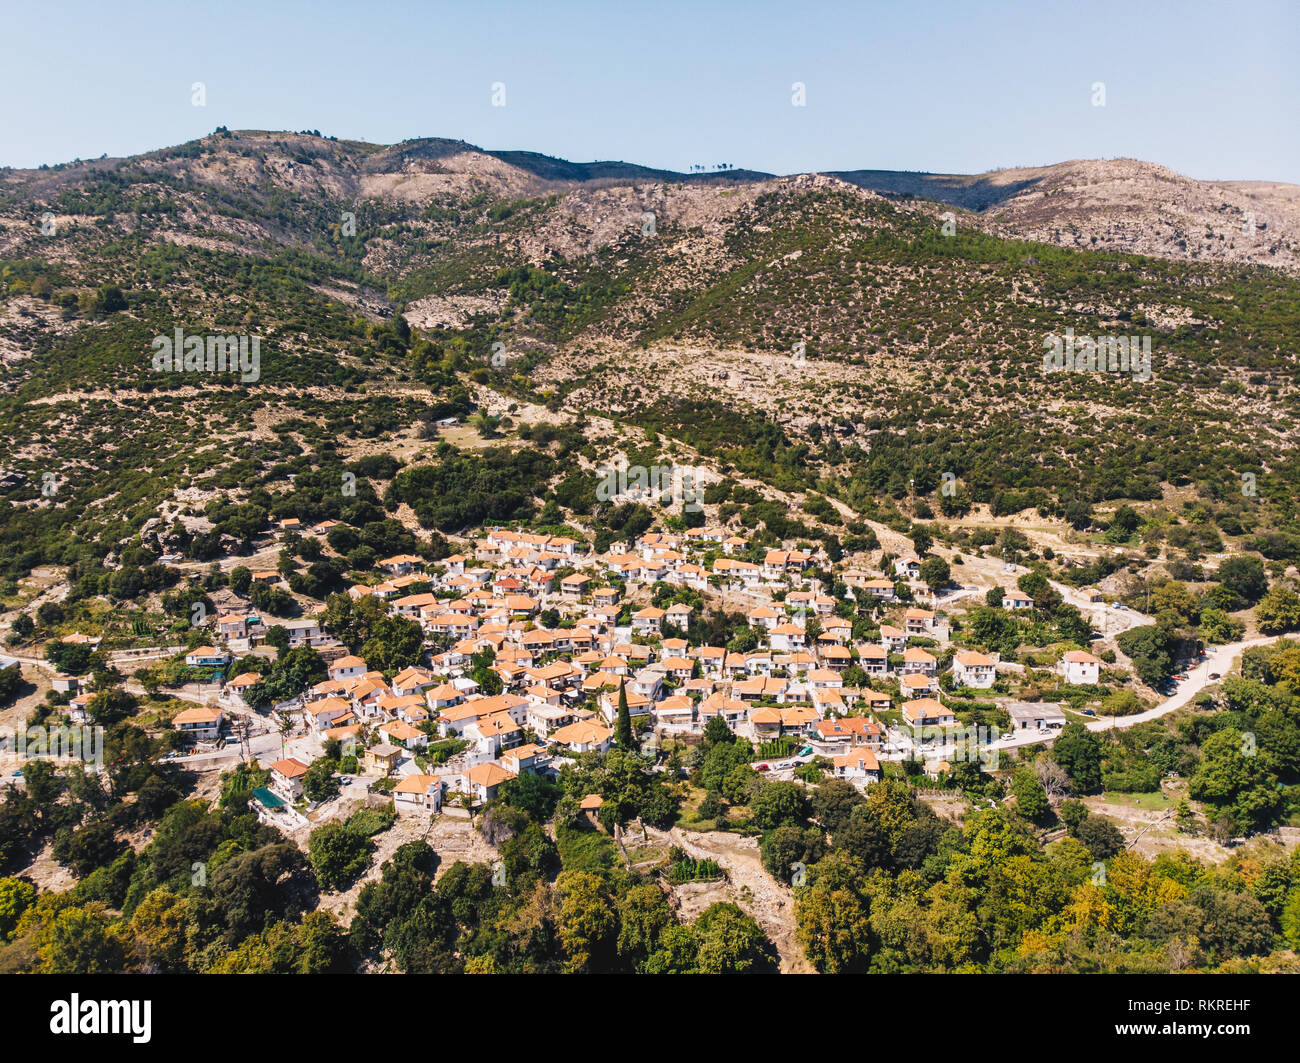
[
  {"left": 1086, "top": 635, "right": 1278, "bottom": 732},
  {"left": 168, "top": 731, "right": 282, "bottom": 767}
]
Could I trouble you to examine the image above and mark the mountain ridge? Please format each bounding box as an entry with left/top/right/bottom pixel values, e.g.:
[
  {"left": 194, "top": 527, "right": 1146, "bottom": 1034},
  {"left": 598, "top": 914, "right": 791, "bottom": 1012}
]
[{"left": 4, "top": 131, "right": 1297, "bottom": 273}]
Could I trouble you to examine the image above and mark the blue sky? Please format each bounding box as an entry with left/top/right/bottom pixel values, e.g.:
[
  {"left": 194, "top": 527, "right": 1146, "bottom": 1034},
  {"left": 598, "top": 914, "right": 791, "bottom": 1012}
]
[{"left": 3, "top": 0, "right": 1297, "bottom": 181}]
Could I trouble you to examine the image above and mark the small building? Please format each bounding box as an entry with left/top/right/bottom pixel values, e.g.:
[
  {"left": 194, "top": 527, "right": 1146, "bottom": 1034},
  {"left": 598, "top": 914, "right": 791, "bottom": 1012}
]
[
  {"left": 363, "top": 742, "right": 402, "bottom": 776},
  {"left": 952, "top": 650, "right": 997, "bottom": 689},
  {"left": 578, "top": 793, "right": 604, "bottom": 828},
  {"left": 902, "top": 698, "right": 956, "bottom": 728},
  {"left": 328, "top": 655, "right": 368, "bottom": 682},
  {"left": 465, "top": 761, "right": 516, "bottom": 804},
  {"left": 185, "top": 646, "right": 230, "bottom": 669},
  {"left": 834, "top": 747, "right": 882, "bottom": 786},
  {"left": 172, "top": 704, "right": 224, "bottom": 742},
  {"left": 1005, "top": 701, "right": 1068, "bottom": 734},
  {"left": 270, "top": 757, "right": 310, "bottom": 800},
  {"left": 393, "top": 774, "right": 443, "bottom": 815},
  {"left": 1061, "top": 651, "right": 1101, "bottom": 686},
  {"left": 551, "top": 719, "right": 614, "bottom": 755}
]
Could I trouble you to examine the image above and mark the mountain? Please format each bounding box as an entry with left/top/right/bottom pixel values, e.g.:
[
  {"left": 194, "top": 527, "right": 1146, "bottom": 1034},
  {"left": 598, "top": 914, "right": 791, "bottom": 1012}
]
[
  {"left": 834, "top": 158, "right": 1300, "bottom": 272},
  {"left": 0, "top": 129, "right": 1298, "bottom": 587}
]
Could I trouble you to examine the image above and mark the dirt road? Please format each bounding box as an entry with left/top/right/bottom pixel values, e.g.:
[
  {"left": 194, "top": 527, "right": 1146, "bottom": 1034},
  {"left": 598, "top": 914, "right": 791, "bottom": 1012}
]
[{"left": 651, "top": 825, "right": 813, "bottom": 974}]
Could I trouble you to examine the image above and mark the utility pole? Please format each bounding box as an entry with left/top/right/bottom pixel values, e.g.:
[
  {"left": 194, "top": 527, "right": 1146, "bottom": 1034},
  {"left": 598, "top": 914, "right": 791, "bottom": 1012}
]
[{"left": 237, "top": 714, "right": 251, "bottom": 765}]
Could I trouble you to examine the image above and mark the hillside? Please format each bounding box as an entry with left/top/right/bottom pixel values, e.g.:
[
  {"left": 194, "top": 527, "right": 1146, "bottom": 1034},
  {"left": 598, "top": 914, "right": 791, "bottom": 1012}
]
[{"left": 0, "top": 129, "right": 1298, "bottom": 591}]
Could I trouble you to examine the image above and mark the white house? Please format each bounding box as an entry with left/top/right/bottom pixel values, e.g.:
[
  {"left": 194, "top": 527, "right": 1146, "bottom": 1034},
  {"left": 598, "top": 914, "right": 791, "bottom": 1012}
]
[
  {"left": 393, "top": 774, "right": 443, "bottom": 816},
  {"left": 172, "top": 704, "right": 224, "bottom": 742},
  {"left": 185, "top": 646, "right": 230, "bottom": 669},
  {"left": 270, "top": 757, "right": 310, "bottom": 800},
  {"left": 327, "top": 655, "right": 368, "bottom": 682},
  {"left": 1061, "top": 651, "right": 1101, "bottom": 686},
  {"left": 952, "top": 650, "right": 997, "bottom": 689},
  {"left": 833, "top": 747, "right": 882, "bottom": 786}
]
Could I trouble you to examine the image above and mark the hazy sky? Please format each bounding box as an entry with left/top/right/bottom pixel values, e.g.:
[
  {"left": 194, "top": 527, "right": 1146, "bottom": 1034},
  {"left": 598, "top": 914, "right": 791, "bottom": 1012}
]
[{"left": 3, "top": 0, "right": 1297, "bottom": 181}]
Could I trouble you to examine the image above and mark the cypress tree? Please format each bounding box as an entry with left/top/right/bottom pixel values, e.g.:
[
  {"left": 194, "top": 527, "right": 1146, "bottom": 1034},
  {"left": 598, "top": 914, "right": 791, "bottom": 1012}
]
[{"left": 615, "top": 677, "right": 635, "bottom": 749}]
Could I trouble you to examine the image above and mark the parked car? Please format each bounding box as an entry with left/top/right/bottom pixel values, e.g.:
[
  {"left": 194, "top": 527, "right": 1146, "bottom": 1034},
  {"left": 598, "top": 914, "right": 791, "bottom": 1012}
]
[
  {"left": 1174, "top": 674, "right": 1189, "bottom": 681},
  {"left": 1209, "top": 672, "right": 1221, "bottom": 680},
  {"left": 755, "top": 763, "right": 770, "bottom": 772},
  {"left": 1081, "top": 709, "right": 1096, "bottom": 717}
]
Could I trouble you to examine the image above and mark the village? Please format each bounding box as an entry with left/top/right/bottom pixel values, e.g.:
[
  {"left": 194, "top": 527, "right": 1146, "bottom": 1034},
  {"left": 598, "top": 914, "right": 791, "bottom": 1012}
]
[{"left": 8, "top": 513, "right": 1146, "bottom": 835}]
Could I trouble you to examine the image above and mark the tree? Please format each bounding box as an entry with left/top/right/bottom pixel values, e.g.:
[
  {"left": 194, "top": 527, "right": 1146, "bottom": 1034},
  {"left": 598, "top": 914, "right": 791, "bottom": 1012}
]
[
  {"left": 0, "top": 877, "right": 37, "bottom": 941},
  {"left": 1098, "top": 690, "right": 1142, "bottom": 717},
  {"left": 555, "top": 870, "right": 617, "bottom": 973},
  {"left": 1064, "top": 499, "right": 1093, "bottom": 530},
  {"left": 643, "top": 922, "right": 700, "bottom": 974},
  {"left": 1187, "top": 727, "right": 1282, "bottom": 834},
  {"left": 265, "top": 624, "right": 290, "bottom": 656},
  {"left": 1107, "top": 505, "right": 1140, "bottom": 541},
  {"left": 615, "top": 881, "right": 674, "bottom": 968},
  {"left": 919, "top": 556, "right": 950, "bottom": 592},
  {"left": 702, "top": 714, "right": 734, "bottom": 746},
  {"left": 38, "top": 905, "right": 127, "bottom": 973},
  {"left": 614, "top": 679, "right": 634, "bottom": 750},
  {"left": 1017, "top": 569, "right": 1059, "bottom": 610},
  {"left": 308, "top": 822, "right": 373, "bottom": 892},
  {"left": 53, "top": 819, "right": 124, "bottom": 877},
  {"left": 750, "top": 781, "right": 808, "bottom": 830},
  {"left": 1281, "top": 888, "right": 1300, "bottom": 952},
  {"left": 1217, "top": 556, "right": 1267, "bottom": 605},
  {"left": 1076, "top": 814, "right": 1124, "bottom": 859},
  {"left": 302, "top": 760, "right": 340, "bottom": 804},
  {"left": 1052, "top": 723, "right": 1103, "bottom": 792},
  {"left": 129, "top": 888, "right": 193, "bottom": 972},
  {"left": 1255, "top": 584, "right": 1300, "bottom": 635},
  {"left": 1199, "top": 607, "right": 1245, "bottom": 644},
  {"left": 257, "top": 646, "right": 328, "bottom": 706},
  {"left": 834, "top": 805, "right": 892, "bottom": 868},
  {"left": 1117, "top": 625, "right": 1175, "bottom": 687},
  {"left": 1011, "top": 769, "right": 1050, "bottom": 822},
  {"left": 795, "top": 852, "right": 872, "bottom": 973},
  {"left": 497, "top": 771, "right": 562, "bottom": 821},
  {"left": 0, "top": 664, "right": 22, "bottom": 707},
  {"left": 1058, "top": 798, "right": 1088, "bottom": 834},
  {"left": 809, "top": 779, "right": 864, "bottom": 834},
  {"left": 360, "top": 614, "right": 425, "bottom": 678},
  {"left": 229, "top": 566, "right": 252, "bottom": 596},
  {"left": 760, "top": 825, "right": 824, "bottom": 880},
  {"left": 693, "top": 901, "right": 778, "bottom": 973}
]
